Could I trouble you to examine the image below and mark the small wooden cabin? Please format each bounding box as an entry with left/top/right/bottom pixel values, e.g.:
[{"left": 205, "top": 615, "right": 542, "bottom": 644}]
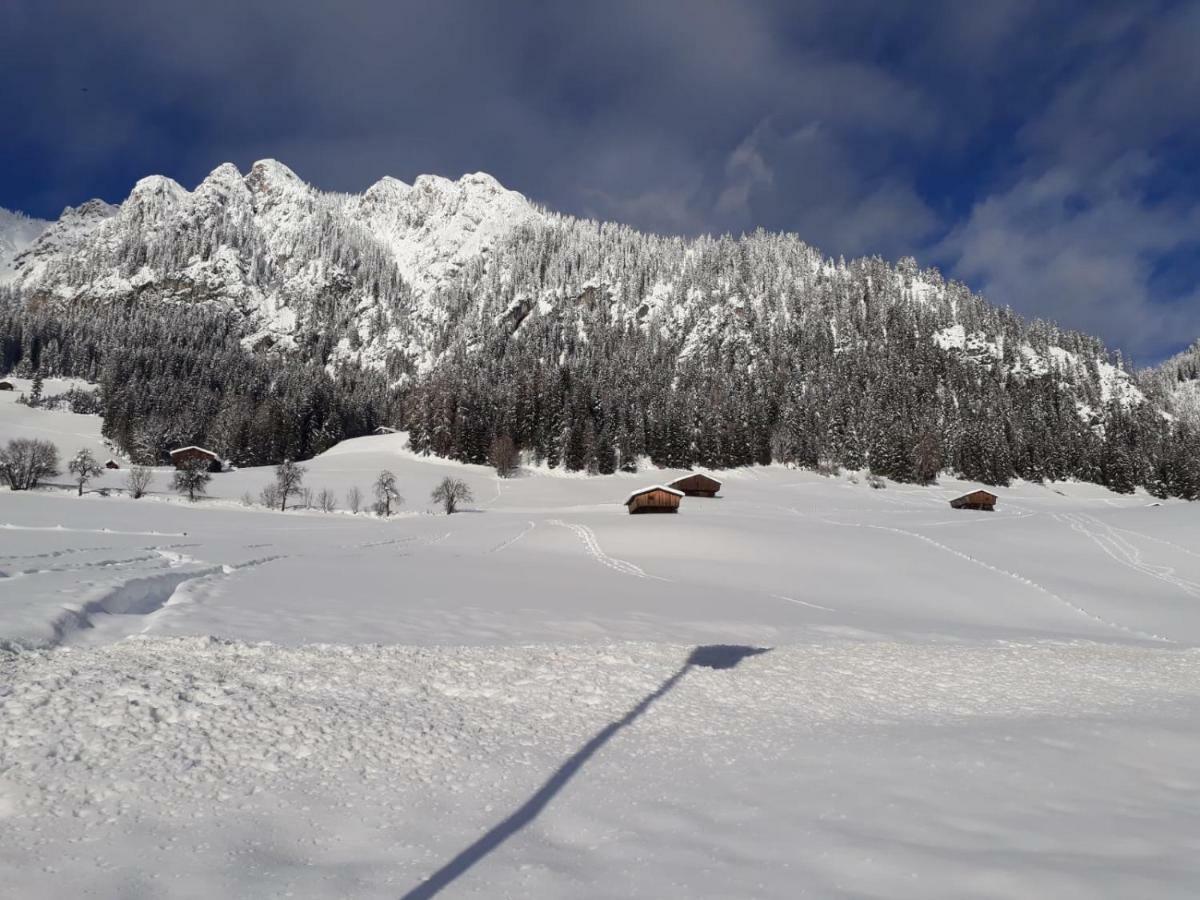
[
  {"left": 949, "top": 489, "right": 998, "bottom": 512},
  {"left": 169, "top": 446, "right": 221, "bottom": 472},
  {"left": 373, "top": 425, "right": 398, "bottom": 435},
  {"left": 669, "top": 473, "right": 722, "bottom": 497},
  {"left": 0, "top": 379, "right": 14, "bottom": 391},
  {"left": 625, "top": 485, "right": 684, "bottom": 515},
  {"left": 104, "top": 459, "right": 121, "bottom": 470}
]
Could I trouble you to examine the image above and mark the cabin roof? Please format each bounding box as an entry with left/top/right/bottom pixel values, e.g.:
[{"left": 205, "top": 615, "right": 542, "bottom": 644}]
[
  {"left": 953, "top": 489, "right": 998, "bottom": 501},
  {"left": 625, "top": 485, "right": 685, "bottom": 504},
  {"left": 169, "top": 446, "right": 218, "bottom": 458},
  {"left": 668, "top": 472, "right": 722, "bottom": 488}
]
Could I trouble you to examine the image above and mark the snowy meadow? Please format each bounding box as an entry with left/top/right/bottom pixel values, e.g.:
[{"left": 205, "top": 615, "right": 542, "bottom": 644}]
[{"left": 2, "top": 380, "right": 1200, "bottom": 898}]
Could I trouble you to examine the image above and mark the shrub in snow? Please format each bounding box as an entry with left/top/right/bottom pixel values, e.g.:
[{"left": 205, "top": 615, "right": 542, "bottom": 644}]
[
  {"left": 815, "top": 459, "right": 840, "bottom": 478},
  {"left": 259, "top": 483, "right": 281, "bottom": 509},
  {"left": 866, "top": 473, "right": 886, "bottom": 490},
  {"left": 317, "top": 488, "right": 337, "bottom": 513},
  {"left": 0, "top": 438, "right": 60, "bottom": 490},
  {"left": 346, "top": 485, "right": 363, "bottom": 514},
  {"left": 126, "top": 465, "right": 153, "bottom": 499},
  {"left": 432, "top": 476, "right": 473, "bottom": 514}
]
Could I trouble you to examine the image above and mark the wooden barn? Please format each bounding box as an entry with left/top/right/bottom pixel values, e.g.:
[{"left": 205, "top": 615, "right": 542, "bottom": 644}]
[
  {"left": 668, "top": 473, "right": 722, "bottom": 497},
  {"left": 0, "top": 379, "right": 14, "bottom": 391},
  {"left": 625, "top": 485, "right": 684, "bottom": 515},
  {"left": 104, "top": 459, "right": 121, "bottom": 470},
  {"left": 169, "top": 446, "right": 221, "bottom": 472},
  {"left": 949, "top": 489, "right": 998, "bottom": 512}
]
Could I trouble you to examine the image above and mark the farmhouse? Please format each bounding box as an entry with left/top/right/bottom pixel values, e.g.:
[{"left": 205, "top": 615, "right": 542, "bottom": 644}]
[
  {"left": 669, "top": 472, "right": 722, "bottom": 497},
  {"left": 0, "top": 379, "right": 14, "bottom": 391},
  {"left": 625, "top": 485, "right": 684, "bottom": 514},
  {"left": 104, "top": 459, "right": 121, "bottom": 470},
  {"left": 949, "top": 489, "right": 998, "bottom": 512},
  {"left": 169, "top": 446, "right": 221, "bottom": 471}
]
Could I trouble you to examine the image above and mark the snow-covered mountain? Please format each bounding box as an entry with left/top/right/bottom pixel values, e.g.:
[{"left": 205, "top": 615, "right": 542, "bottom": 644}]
[
  {"left": 3, "top": 160, "right": 1193, "bottom": 494},
  {"left": 9, "top": 160, "right": 540, "bottom": 368},
  {"left": 6, "top": 160, "right": 1149, "bottom": 398},
  {"left": 0, "top": 207, "right": 50, "bottom": 281}
]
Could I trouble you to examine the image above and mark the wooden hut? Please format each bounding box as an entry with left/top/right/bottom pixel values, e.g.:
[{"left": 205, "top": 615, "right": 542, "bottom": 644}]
[
  {"left": 949, "top": 489, "right": 998, "bottom": 512},
  {"left": 668, "top": 472, "right": 722, "bottom": 497},
  {"left": 169, "top": 446, "right": 221, "bottom": 472},
  {"left": 625, "top": 485, "right": 684, "bottom": 515},
  {"left": 373, "top": 425, "right": 397, "bottom": 435},
  {"left": 104, "top": 459, "right": 121, "bottom": 470},
  {"left": 0, "top": 379, "right": 14, "bottom": 391}
]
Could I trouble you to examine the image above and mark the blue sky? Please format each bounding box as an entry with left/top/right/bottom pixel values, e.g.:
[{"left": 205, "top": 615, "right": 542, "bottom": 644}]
[{"left": 2, "top": 0, "right": 1197, "bottom": 362}]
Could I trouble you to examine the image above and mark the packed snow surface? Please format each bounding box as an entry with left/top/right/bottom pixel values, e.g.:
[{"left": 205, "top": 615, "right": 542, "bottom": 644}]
[{"left": 3, "top": 391, "right": 1200, "bottom": 898}]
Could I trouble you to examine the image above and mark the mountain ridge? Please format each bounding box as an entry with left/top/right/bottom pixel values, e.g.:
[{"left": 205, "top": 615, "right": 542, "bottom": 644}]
[{"left": 0, "top": 160, "right": 1196, "bottom": 496}]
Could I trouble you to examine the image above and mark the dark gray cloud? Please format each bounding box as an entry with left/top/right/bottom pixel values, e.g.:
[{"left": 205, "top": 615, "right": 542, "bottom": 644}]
[{"left": 2, "top": 0, "right": 1197, "bottom": 360}]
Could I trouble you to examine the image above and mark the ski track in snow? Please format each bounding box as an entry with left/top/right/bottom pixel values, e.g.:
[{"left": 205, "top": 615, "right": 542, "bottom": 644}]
[
  {"left": 770, "top": 593, "right": 837, "bottom": 613},
  {"left": 0, "top": 523, "right": 187, "bottom": 537},
  {"left": 818, "top": 515, "right": 1176, "bottom": 644},
  {"left": 549, "top": 520, "right": 664, "bottom": 580},
  {"left": 1110, "top": 522, "right": 1200, "bottom": 562},
  {"left": 0, "top": 552, "right": 162, "bottom": 580},
  {"left": 0, "top": 544, "right": 291, "bottom": 650},
  {"left": 0, "top": 544, "right": 116, "bottom": 563},
  {"left": 1057, "top": 513, "right": 1200, "bottom": 601},
  {"left": 488, "top": 520, "right": 536, "bottom": 554}
]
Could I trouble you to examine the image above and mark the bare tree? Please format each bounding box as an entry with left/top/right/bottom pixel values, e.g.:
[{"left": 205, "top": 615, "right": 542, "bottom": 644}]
[
  {"left": 431, "top": 477, "right": 473, "bottom": 514},
  {"left": 374, "top": 470, "right": 402, "bottom": 517},
  {"left": 346, "top": 485, "right": 363, "bottom": 514},
  {"left": 126, "top": 464, "right": 154, "bottom": 499},
  {"left": 0, "top": 438, "right": 60, "bottom": 490},
  {"left": 488, "top": 434, "right": 520, "bottom": 478},
  {"left": 317, "top": 488, "right": 337, "bottom": 513},
  {"left": 172, "top": 459, "right": 211, "bottom": 502},
  {"left": 274, "top": 459, "right": 307, "bottom": 511},
  {"left": 68, "top": 448, "right": 104, "bottom": 496},
  {"left": 301, "top": 486, "right": 314, "bottom": 510},
  {"left": 259, "top": 483, "right": 281, "bottom": 509}
]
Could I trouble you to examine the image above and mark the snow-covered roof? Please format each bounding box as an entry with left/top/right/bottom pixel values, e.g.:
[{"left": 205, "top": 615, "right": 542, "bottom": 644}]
[
  {"left": 169, "top": 446, "right": 218, "bottom": 458},
  {"left": 625, "top": 485, "right": 685, "bottom": 504},
  {"left": 669, "top": 472, "right": 722, "bottom": 487},
  {"left": 952, "top": 489, "right": 998, "bottom": 501}
]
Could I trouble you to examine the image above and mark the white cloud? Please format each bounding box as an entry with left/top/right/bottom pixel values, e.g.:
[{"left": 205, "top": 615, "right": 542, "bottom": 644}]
[{"left": 940, "top": 157, "right": 1200, "bottom": 361}]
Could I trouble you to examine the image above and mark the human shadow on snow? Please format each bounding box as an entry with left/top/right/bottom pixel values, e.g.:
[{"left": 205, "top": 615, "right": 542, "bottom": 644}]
[{"left": 401, "top": 644, "right": 769, "bottom": 899}]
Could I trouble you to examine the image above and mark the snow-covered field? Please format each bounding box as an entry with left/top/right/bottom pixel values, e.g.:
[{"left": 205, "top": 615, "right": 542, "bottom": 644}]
[{"left": 3, "top": 382, "right": 1200, "bottom": 898}]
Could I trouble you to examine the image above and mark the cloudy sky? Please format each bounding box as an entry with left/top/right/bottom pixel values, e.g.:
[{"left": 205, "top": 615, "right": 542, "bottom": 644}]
[{"left": 3, "top": 0, "right": 1197, "bottom": 362}]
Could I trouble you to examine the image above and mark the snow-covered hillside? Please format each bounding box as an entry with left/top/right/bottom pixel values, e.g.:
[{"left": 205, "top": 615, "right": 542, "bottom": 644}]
[{"left": 3, "top": 391, "right": 1200, "bottom": 898}]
